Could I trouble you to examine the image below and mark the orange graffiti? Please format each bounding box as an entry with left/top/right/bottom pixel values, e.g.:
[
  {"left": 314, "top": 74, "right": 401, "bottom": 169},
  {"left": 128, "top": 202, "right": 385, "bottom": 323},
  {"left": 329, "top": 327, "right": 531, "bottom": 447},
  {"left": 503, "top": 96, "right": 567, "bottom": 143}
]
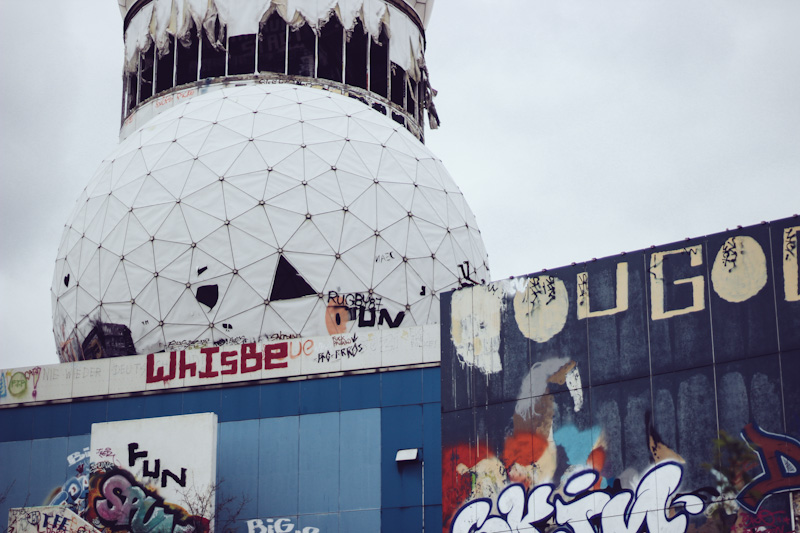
[
  {"left": 587, "top": 447, "right": 606, "bottom": 489},
  {"left": 502, "top": 432, "right": 549, "bottom": 468},
  {"left": 325, "top": 300, "right": 349, "bottom": 334}
]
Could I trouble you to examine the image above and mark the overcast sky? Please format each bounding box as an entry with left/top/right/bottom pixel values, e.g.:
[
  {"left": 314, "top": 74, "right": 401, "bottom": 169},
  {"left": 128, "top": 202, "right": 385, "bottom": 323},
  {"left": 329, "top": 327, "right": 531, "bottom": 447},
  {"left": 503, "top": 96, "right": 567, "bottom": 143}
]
[{"left": 1, "top": 0, "right": 798, "bottom": 370}]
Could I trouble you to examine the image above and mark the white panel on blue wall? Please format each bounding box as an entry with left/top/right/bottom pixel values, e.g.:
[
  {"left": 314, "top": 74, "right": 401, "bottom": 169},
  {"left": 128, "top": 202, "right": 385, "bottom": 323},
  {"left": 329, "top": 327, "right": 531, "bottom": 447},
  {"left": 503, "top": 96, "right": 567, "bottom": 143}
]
[
  {"left": 299, "top": 412, "right": 340, "bottom": 514},
  {"left": 258, "top": 416, "right": 299, "bottom": 517},
  {"left": 339, "top": 409, "right": 381, "bottom": 511},
  {"left": 219, "top": 420, "right": 260, "bottom": 520}
]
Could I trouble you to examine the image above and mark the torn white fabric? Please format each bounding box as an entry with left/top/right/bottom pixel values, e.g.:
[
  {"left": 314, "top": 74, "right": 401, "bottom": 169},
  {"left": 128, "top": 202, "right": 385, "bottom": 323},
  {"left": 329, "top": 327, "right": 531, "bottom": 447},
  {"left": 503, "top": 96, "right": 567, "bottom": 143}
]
[
  {"left": 182, "top": 0, "right": 210, "bottom": 39},
  {"left": 287, "top": 0, "right": 339, "bottom": 31},
  {"left": 360, "top": 0, "right": 389, "bottom": 41},
  {"left": 215, "top": 0, "right": 272, "bottom": 36},
  {"left": 123, "top": 0, "right": 425, "bottom": 78},
  {"left": 387, "top": 3, "right": 422, "bottom": 77},
  {"left": 124, "top": 3, "right": 155, "bottom": 70},
  {"left": 151, "top": 0, "right": 174, "bottom": 56},
  {"left": 335, "top": 0, "right": 362, "bottom": 31}
]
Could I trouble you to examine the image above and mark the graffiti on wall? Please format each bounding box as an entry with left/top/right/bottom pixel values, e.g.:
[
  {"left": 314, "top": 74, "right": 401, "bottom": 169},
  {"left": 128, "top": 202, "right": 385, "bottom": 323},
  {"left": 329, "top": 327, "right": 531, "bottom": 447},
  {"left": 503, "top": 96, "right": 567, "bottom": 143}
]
[
  {"left": 736, "top": 424, "right": 800, "bottom": 514},
  {"left": 1, "top": 367, "right": 42, "bottom": 399},
  {"left": 316, "top": 333, "right": 363, "bottom": 362},
  {"left": 325, "top": 291, "right": 405, "bottom": 335},
  {"left": 441, "top": 219, "right": 800, "bottom": 533},
  {"left": 3, "top": 324, "right": 429, "bottom": 407},
  {"left": 85, "top": 468, "right": 207, "bottom": 533},
  {"left": 446, "top": 426, "right": 800, "bottom": 533},
  {"left": 449, "top": 461, "right": 706, "bottom": 533},
  {"left": 125, "top": 443, "right": 188, "bottom": 489},
  {"left": 8, "top": 506, "right": 101, "bottom": 533},
  {"left": 84, "top": 414, "right": 218, "bottom": 533},
  {"left": 47, "top": 447, "right": 91, "bottom": 513},
  {"left": 246, "top": 519, "right": 319, "bottom": 533}
]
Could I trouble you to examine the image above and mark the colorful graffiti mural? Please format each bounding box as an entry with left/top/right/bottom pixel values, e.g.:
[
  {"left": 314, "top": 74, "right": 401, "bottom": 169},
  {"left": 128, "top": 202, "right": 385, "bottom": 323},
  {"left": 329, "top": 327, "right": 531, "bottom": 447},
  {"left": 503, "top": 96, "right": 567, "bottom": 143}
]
[
  {"left": 70, "top": 414, "right": 219, "bottom": 533},
  {"left": 2, "top": 368, "right": 42, "bottom": 399},
  {"left": 85, "top": 468, "right": 208, "bottom": 533},
  {"left": 8, "top": 506, "right": 101, "bottom": 533},
  {"left": 47, "top": 448, "right": 91, "bottom": 513},
  {"left": 441, "top": 218, "right": 800, "bottom": 533}
]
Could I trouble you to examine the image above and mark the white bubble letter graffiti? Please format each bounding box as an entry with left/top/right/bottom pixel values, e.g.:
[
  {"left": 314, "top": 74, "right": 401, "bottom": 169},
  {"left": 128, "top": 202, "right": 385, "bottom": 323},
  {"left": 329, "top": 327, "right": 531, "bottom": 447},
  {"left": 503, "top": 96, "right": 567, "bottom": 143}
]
[{"left": 451, "top": 285, "right": 503, "bottom": 374}]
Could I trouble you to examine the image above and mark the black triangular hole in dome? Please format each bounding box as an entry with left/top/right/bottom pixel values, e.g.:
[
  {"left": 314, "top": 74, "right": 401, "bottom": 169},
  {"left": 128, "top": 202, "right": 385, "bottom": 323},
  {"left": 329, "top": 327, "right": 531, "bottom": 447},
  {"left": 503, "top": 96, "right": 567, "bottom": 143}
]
[
  {"left": 196, "top": 284, "right": 219, "bottom": 309},
  {"left": 270, "top": 255, "right": 316, "bottom": 301}
]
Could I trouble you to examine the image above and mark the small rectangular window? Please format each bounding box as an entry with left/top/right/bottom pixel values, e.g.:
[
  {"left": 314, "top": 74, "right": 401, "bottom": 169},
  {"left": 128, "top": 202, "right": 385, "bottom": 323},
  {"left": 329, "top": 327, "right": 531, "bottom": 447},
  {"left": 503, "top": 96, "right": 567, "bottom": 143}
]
[
  {"left": 126, "top": 71, "right": 138, "bottom": 112},
  {"left": 176, "top": 25, "right": 200, "bottom": 85},
  {"left": 318, "top": 18, "right": 343, "bottom": 82},
  {"left": 406, "top": 77, "right": 417, "bottom": 119},
  {"left": 390, "top": 63, "right": 405, "bottom": 108},
  {"left": 155, "top": 37, "right": 175, "bottom": 94},
  {"left": 345, "top": 21, "right": 368, "bottom": 90},
  {"left": 369, "top": 29, "right": 388, "bottom": 97},
  {"left": 258, "top": 13, "right": 287, "bottom": 74},
  {"left": 200, "top": 20, "right": 226, "bottom": 79},
  {"left": 139, "top": 46, "right": 155, "bottom": 101},
  {"left": 287, "top": 25, "right": 316, "bottom": 77},
  {"left": 229, "top": 34, "right": 256, "bottom": 75}
]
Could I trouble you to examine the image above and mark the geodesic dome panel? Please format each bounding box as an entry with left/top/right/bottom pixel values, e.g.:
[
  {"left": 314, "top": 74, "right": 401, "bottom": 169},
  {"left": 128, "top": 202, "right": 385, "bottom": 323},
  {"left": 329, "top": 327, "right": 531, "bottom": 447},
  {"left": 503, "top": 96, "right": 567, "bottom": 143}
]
[{"left": 52, "top": 84, "right": 489, "bottom": 361}]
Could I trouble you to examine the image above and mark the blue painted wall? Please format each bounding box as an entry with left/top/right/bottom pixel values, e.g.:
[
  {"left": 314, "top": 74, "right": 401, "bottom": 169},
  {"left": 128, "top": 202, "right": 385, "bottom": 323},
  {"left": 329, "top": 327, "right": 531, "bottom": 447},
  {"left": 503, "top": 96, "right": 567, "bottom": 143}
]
[{"left": 0, "top": 367, "right": 442, "bottom": 533}]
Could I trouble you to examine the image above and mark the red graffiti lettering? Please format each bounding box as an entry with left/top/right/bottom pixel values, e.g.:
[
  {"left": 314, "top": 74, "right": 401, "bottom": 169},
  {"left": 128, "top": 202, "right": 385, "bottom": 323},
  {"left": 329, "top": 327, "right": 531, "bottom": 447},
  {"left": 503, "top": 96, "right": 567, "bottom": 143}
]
[
  {"left": 146, "top": 353, "right": 176, "bottom": 383},
  {"left": 198, "top": 347, "right": 219, "bottom": 378},
  {"left": 220, "top": 350, "right": 238, "bottom": 374},
  {"left": 178, "top": 351, "right": 195, "bottom": 379},
  {"left": 241, "top": 343, "right": 261, "bottom": 373},
  {"left": 264, "top": 342, "right": 288, "bottom": 370},
  {"left": 737, "top": 424, "right": 800, "bottom": 513},
  {"left": 739, "top": 508, "right": 791, "bottom": 533}
]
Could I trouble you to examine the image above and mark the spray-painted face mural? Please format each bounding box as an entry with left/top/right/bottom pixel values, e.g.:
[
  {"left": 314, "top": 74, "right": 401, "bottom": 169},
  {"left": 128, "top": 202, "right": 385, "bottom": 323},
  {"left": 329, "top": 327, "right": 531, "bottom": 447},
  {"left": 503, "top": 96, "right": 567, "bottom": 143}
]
[{"left": 441, "top": 218, "right": 800, "bottom": 533}]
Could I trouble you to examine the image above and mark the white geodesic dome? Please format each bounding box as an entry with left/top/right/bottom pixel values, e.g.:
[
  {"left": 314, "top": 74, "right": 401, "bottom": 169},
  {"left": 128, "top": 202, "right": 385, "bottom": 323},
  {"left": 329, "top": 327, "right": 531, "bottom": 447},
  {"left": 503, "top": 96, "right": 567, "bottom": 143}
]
[{"left": 52, "top": 84, "right": 489, "bottom": 361}]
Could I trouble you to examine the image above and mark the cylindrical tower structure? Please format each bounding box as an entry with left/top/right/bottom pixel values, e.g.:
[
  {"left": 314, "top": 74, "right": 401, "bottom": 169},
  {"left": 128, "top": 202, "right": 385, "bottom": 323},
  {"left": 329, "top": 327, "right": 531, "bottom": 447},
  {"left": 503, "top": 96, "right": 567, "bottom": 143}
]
[{"left": 51, "top": 0, "right": 489, "bottom": 361}]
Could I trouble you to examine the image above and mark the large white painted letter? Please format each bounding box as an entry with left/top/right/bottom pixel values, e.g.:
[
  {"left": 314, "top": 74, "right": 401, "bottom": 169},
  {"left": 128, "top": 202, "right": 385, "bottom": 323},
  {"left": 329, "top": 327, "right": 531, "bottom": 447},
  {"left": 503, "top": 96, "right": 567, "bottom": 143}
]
[
  {"left": 711, "top": 236, "right": 767, "bottom": 303},
  {"left": 451, "top": 285, "right": 503, "bottom": 374},
  {"left": 247, "top": 520, "right": 268, "bottom": 533},
  {"left": 650, "top": 246, "right": 705, "bottom": 320},
  {"left": 514, "top": 276, "right": 569, "bottom": 342},
  {"left": 577, "top": 263, "right": 629, "bottom": 320},
  {"left": 785, "top": 226, "right": 799, "bottom": 302}
]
